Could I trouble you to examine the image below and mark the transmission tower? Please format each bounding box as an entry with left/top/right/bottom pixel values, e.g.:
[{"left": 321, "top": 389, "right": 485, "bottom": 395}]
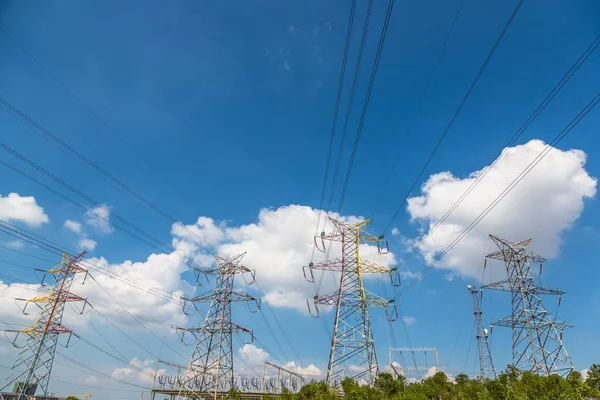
[
  {"left": 304, "top": 218, "right": 399, "bottom": 387},
  {"left": 482, "top": 235, "right": 574, "bottom": 377},
  {"left": 0, "top": 252, "right": 88, "bottom": 400},
  {"left": 467, "top": 285, "right": 496, "bottom": 380},
  {"left": 176, "top": 252, "right": 260, "bottom": 399}
]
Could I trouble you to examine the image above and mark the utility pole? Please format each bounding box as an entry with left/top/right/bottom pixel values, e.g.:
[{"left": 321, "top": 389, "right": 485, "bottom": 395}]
[
  {"left": 0, "top": 252, "right": 88, "bottom": 400},
  {"left": 305, "top": 218, "right": 399, "bottom": 387},
  {"left": 467, "top": 285, "right": 496, "bottom": 380},
  {"left": 176, "top": 253, "right": 260, "bottom": 399},
  {"left": 482, "top": 235, "right": 574, "bottom": 377}
]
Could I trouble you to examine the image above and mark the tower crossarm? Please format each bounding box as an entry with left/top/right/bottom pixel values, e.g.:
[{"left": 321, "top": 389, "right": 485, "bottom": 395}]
[
  {"left": 491, "top": 315, "right": 573, "bottom": 331},
  {"left": 485, "top": 249, "right": 545, "bottom": 264},
  {"left": 307, "top": 258, "right": 392, "bottom": 274},
  {"left": 313, "top": 290, "right": 392, "bottom": 309},
  {"left": 17, "top": 323, "right": 74, "bottom": 336},
  {"left": 185, "top": 288, "right": 258, "bottom": 303},
  {"left": 483, "top": 280, "right": 566, "bottom": 295}
]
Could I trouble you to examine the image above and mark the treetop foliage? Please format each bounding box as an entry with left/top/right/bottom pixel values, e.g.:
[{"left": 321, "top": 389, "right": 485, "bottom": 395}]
[{"left": 227, "top": 364, "right": 600, "bottom": 400}]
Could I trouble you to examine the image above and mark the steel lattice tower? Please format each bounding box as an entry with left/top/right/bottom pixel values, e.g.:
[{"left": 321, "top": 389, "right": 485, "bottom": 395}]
[
  {"left": 304, "top": 218, "right": 399, "bottom": 387},
  {"left": 0, "top": 252, "right": 88, "bottom": 400},
  {"left": 482, "top": 235, "right": 574, "bottom": 377},
  {"left": 467, "top": 285, "right": 496, "bottom": 380},
  {"left": 177, "top": 253, "right": 259, "bottom": 399}
]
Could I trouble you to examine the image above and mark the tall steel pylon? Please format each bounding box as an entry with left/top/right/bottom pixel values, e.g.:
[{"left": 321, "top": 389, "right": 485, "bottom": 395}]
[
  {"left": 0, "top": 252, "right": 88, "bottom": 400},
  {"left": 482, "top": 235, "right": 574, "bottom": 377},
  {"left": 467, "top": 285, "right": 496, "bottom": 380},
  {"left": 177, "top": 252, "right": 260, "bottom": 399},
  {"left": 304, "top": 218, "right": 399, "bottom": 387}
]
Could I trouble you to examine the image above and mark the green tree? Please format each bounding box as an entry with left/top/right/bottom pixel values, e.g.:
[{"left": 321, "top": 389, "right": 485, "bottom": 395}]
[
  {"left": 65, "top": 397, "right": 80, "bottom": 400},
  {"left": 374, "top": 372, "right": 404, "bottom": 398},
  {"left": 587, "top": 364, "right": 600, "bottom": 394}
]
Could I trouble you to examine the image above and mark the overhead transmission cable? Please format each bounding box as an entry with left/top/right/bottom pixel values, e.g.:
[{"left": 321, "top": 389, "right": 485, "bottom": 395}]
[
  {"left": 335, "top": 0, "right": 396, "bottom": 214},
  {"left": 0, "top": 26, "right": 199, "bottom": 214},
  {"left": 0, "top": 96, "right": 221, "bottom": 256},
  {"left": 315, "top": 0, "right": 395, "bottom": 295},
  {"left": 371, "top": 0, "right": 466, "bottom": 220},
  {"left": 0, "top": 220, "right": 187, "bottom": 308},
  {"left": 312, "top": 0, "right": 376, "bottom": 341},
  {"left": 1, "top": 100, "right": 302, "bottom": 369},
  {"left": 0, "top": 143, "right": 206, "bottom": 271},
  {"left": 309, "top": 0, "right": 357, "bottom": 341},
  {"left": 386, "top": 32, "right": 600, "bottom": 276},
  {"left": 380, "top": 0, "right": 525, "bottom": 235},
  {"left": 377, "top": 0, "right": 464, "bottom": 364},
  {"left": 393, "top": 91, "right": 600, "bottom": 299}
]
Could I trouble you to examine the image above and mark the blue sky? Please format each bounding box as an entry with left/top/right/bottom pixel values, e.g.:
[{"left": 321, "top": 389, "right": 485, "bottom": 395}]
[{"left": 1, "top": 0, "right": 600, "bottom": 397}]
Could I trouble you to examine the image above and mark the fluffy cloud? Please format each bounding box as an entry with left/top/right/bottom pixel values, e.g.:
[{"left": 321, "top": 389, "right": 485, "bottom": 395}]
[
  {"left": 238, "top": 344, "right": 320, "bottom": 378},
  {"left": 64, "top": 219, "right": 82, "bottom": 233},
  {"left": 406, "top": 140, "right": 596, "bottom": 279},
  {"left": 172, "top": 205, "right": 397, "bottom": 313},
  {"left": 5, "top": 239, "right": 24, "bottom": 249},
  {"left": 284, "top": 361, "right": 323, "bottom": 378},
  {"left": 111, "top": 357, "right": 160, "bottom": 384},
  {"left": 0, "top": 281, "right": 41, "bottom": 323},
  {"left": 0, "top": 193, "right": 49, "bottom": 227},
  {"left": 76, "top": 251, "right": 194, "bottom": 329},
  {"left": 85, "top": 205, "right": 114, "bottom": 234},
  {"left": 581, "top": 369, "right": 589, "bottom": 381},
  {"left": 402, "top": 316, "right": 416, "bottom": 326},
  {"left": 239, "top": 343, "right": 269, "bottom": 366},
  {"left": 79, "top": 238, "right": 97, "bottom": 252}
]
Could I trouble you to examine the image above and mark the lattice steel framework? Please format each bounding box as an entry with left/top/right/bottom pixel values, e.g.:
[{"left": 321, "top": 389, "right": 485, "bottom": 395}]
[
  {"left": 304, "top": 218, "right": 399, "bottom": 387},
  {"left": 0, "top": 252, "right": 88, "bottom": 400},
  {"left": 176, "top": 253, "right": 260, "bottom": 400},
  {"left": 467, "top": 285, "right": 496, "bottom": 380},
  {"left": 482, "top": 235, "right": 574, "bottom": 377}
]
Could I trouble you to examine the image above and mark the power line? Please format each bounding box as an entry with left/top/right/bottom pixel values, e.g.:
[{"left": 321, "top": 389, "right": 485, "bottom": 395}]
[
  {"left": 312, "top": 0, "right": 357, "bottom": 242},
  {"left": 0, "top": 98, "right": 300, "bottom": 370},
  {"left": 393, "top": 90, "right": 600, "bottom": 299},
  {"left": 88, "top": 274, "right": 189, "bottom": 361},
  {"left": 371, "top": 0, "right": 466, "bottom": 220},
  {"left": 0, "top": 216, "right": 297, "bottom": 371},
  {"left": 326, "top": 0, "right": 375, "bottom": 215},
  {"left": 0, "top": 26, "right": 200, "bottom": 215},
  {"left": 49, "top": 377, "right": 142, "bottom": 393},
  {"left": 381, "top": 0, "right": 525, "bottom": 235},
  {"left": 0, "top": 95, "right": 222, "bottom": 256},
  {"left": 0, "top": 145, "right": 204, "bottom": 270},
  {"left": 310, "top": 0, "right": 358, "bottom": 342},
  {"left": 336, "top": 0, "right": 396, "bottom": 214},
  {"left": 55, "top": 352, "right": 149, "bottom": 390},
  {"left": 0, "top": 221, "right": 188, "bottom": 308},
  {"left": 313, "top": 0, "right": 377, "bottom": 337},
  {"left": 386, "top": 32, "right": 600, "bottom": 275}
]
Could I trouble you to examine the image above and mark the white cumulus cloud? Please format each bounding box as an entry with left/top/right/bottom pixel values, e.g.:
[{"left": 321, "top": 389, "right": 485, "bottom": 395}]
[
  {"left": 0, "top": 193, "right": 49, "bottom": 227},
  {"left": 172, "top": 205, "right": 398, "bottom": 313},
  {"left": 0, "top": 281, "right": 42, "bottom": 323},
  {"left": 402, "top": 316, "right": 416, "bottom": 326},
  {"left": 64, "top": 219, "right": 82, "bottom": 233},
  {"left": 85, "top": 205, "right": 114, "bottom": 234},
  {"left": 111, "top": 357, "right": 160, "bottom": 384},
  {"left": 75, "top": 251, "right": 195, "bottom": 330},
  {"left": 284, "top": 361, "right": 323, "bottom": 378},
  {"left": 406, "top": 140, "right": 596, "bottom": 279},
  {"left": 239, "top": 343, "right": 269, "bottom": 366},
  {"left": 79, "top": 238, "right": 97, "bottom": 252}
]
